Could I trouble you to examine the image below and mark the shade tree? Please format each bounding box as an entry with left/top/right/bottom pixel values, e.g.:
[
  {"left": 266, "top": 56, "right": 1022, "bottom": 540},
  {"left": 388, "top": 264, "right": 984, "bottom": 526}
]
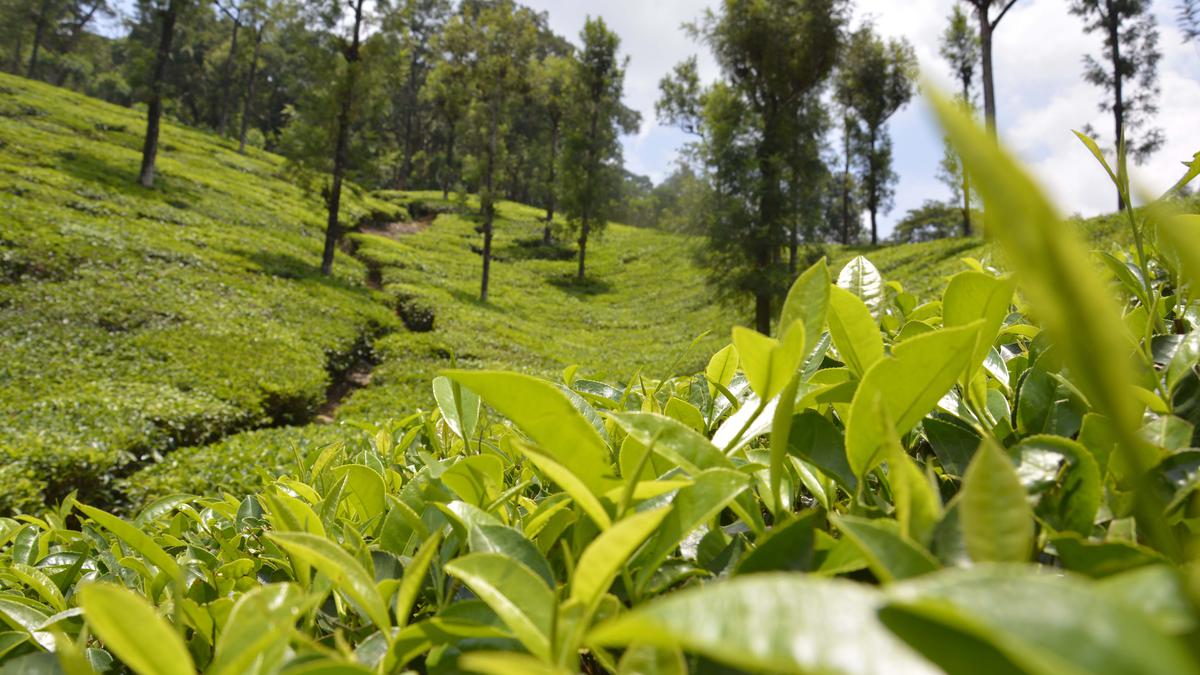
[
  {"left": 836, "top": 25, "right": 917, "bottom": 246},
  {"left": 1070, "top": 0, "right": 1164, "bottom": 210},
  {"left": 940, "top": 2, "right": 980, "bottom": 237},
  {"left": 558, "top": 17, "right": 639, "bottom": 281},
  {"left": 661, "top": 0, "right": 848, "bottom": 334}
]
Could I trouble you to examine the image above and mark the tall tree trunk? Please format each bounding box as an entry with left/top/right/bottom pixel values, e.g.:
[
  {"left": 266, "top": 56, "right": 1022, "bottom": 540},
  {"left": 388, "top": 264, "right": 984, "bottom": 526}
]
[
  {"left": 480, "top": 100, "right": 498, "bottom": 301},
  {"left": 397, "top": 66, "right": 420, "bottom": 190},
  {"left": 840, "top": 110, "right": 852, "bottom": 245},
  {"left": 28, "top": 1, "right": 50, "bottom": 80},
  {"left": 974, "top": 0, "right": 1021, "bottom": 139},
  {"left": 868, "top": 128, "right": 879, "bottom": 246},
  {"left": 11, "top": 33, "right": 24, "bottom": 74},
  {"left": 755, "top": 108, "right": 783, "bottom": 335},
  {"left": 543, "top": 118, "right": 559, "bottom": 244},
  {"left": 218, "top": 11, "right": 241, "bottom": 138},
  {"left": 788, "top": 220, "right": 798, "bottom": 276},
  {"left": 578, "top": 100, "right": 601, "bottom": 281},
  {"left": 238, "top": 21, "right": 263, "bottom": 154},
  {"left": 321, "top": 0, "right": 365, "bottom": 276},
  {"left": 977, "top": 10, "right": 997, "bottom": 138},
  {"left": 961, "top": 163, "right": 972, "bottom": 237},
  {"left": 979, "top": 7, "right": 998, "bottom": 138},
  {"left": 139, "top": 0, "right": 180, "bottom": 189},
  {"left": 755, "top": 294, "right": 771, "bottom": 336},
  {"left": 577, "top": 218, "right": 589, "bottom": 280},
  {"left": 1106, "top": 1, "right": 1126, "bottom": 212},
  {"left": 398, "top": 110, "right": 415, "bottom": 190},
  {"left": 442, "top": 122, "right": 456, "bottom": 200},
  {"left": 960, "top": 77, "right": 972, "bottom": 237}
]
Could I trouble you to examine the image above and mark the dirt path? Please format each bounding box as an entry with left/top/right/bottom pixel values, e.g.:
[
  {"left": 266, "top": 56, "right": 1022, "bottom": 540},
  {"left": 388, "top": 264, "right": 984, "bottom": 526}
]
[
  {"left": 360, "top": 214, "right": 436, "bottom": 239},
  {"left": 313, "top": 360, "right": 375, "bottom": 424}
]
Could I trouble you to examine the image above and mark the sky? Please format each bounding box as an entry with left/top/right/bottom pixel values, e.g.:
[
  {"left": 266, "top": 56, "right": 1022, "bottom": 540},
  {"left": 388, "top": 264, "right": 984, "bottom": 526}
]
[{"left": 522, "top": 0, "right": 1200, "bottom": 238}]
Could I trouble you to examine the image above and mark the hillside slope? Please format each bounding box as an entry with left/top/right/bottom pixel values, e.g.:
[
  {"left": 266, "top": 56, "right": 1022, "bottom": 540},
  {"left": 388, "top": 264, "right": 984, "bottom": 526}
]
[
  {"left": 1, "top": 73, "right": 1153, "bottom": 512},
  {"left": 0, "top": 73, "right": 418, "bottom": 511},
  {"left": 0, "top": 74, "right": 735, "bottom": 512}
]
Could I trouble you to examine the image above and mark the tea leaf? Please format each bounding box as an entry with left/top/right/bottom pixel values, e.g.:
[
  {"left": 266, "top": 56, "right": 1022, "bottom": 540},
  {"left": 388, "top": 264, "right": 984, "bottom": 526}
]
[
  {"left": 779, "top": 258, "right": 831, "bottom": 350},
  {"left": 76, "top": 504, "right": 182, "bottom": 583},
  {"left": 828, "top": 286, "right": 885, "bottom": 378},
  {"left": 268, "top": 531, "right": 391, "bottom": 630},
  {"left": 833, "top": 515, "right": 939, "bottom": 582},
  {"left": 590, "top": 574, "right": 940, "bottom": 674},
  {"left": 960, "top": 439, "right": 1033, "bottom": 563},
  {"left": 837, "top": 256, "right": 885, "bottom": 318},
  {"left": 845, "top": 324, "right": 981, "bottom": 478},
  {"left": 731, "top": 320, "right": 805, "bottom": 402},
  {"left": 432, "top": 375, "right": 481, "bottom": 441},
  {"left": 445, "top": 553, "right": 555, "bottom": 661},
  {"left": 571, "top": 507, "right": 671, "bottom": 610},
  {"left": 446, "top": 371, "right": 615, "bottom": 496},
  {"left": 78, "top": 584, "right": 193, "bottom": 675}
]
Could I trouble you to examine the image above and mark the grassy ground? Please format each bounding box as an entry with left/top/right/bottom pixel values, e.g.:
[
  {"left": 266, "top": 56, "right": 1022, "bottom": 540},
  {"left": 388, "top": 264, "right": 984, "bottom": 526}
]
[
  {"left": 0, "top": 73, "right": 403, "bottom": 511},
  {"left": 0, "top": 73, "right": 736, "bottom": 511},
  {"left": 2, "top": 71, "right": 1162, "bottom": 513},
  {"left": 126, "top": 193, "right": 736, "bottom": 503}
]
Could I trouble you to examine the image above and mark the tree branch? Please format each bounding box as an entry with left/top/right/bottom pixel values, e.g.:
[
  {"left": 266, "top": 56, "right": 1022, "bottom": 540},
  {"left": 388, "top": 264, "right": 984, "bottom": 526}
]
[{"left": 991, "top": 0, "right": 1021, "bottom": 29}]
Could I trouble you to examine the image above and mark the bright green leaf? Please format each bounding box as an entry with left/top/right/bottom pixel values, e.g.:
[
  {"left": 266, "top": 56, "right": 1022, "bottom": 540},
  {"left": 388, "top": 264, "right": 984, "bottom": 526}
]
[
  {"left": 444, "top": 552, "right": 555, "bottom": 661},
  {"left": 267, "top": 531, "right": 390, "bottom": 630},
  {"left": 589, "top": 574, "right": 940, "bottom": 674},
  {"left": 828, "top": 286, "right": 885, "bottom": 378},
  {"left": 78, "top": 584, "right": 193, "bottom": 675},
  {"left": 845, "top": 324, "right": 981, "bottom": 478},
  {"left": 960, "top": 439, "right": 1034, "bottom": 563}
]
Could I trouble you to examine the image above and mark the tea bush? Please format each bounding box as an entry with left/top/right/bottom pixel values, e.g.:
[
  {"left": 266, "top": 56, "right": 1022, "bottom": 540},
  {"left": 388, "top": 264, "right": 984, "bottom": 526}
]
[
  {"left": 121, "top": 195, "right": 739, "bottom": 507},
  {"left": 1, "top": 97, "right": 1198, "bottom": 674},
  {"left": 0, "top": 73, "right": 403, "bottom": 511}
]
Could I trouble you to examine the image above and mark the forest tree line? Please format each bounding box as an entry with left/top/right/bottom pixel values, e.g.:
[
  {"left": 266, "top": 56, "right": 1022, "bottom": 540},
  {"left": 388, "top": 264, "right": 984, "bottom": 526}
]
[{"left": 1, "top": 0, "right": 1197, "bottom": 326}]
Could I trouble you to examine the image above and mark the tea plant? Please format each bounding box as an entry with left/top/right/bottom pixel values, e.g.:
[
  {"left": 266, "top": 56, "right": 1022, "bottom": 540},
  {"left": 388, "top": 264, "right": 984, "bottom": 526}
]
[
  {"left": 0, "top": 72, "right": 733, "bottom": 514},
  {"left": 2, "top": 96, "right": 1200, "bottom": 674}
]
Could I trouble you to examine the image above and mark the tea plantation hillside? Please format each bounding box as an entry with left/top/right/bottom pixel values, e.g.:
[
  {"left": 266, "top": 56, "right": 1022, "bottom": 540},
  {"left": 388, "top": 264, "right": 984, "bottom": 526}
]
[
  {"left": 0, "top": 73, "right": 738, "bottom": 512},
  {"left": 0, "top": 73, "right": 1146, "bottom": 513},
  {"left": 125, "top": 194, "right": 742, "bottom": 506}
]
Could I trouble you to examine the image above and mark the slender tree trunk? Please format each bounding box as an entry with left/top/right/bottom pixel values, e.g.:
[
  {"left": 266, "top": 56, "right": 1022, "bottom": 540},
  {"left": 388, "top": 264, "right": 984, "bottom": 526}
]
[
  {"left": 788, "top": 220, "right": 798, "bottom": 276},
  {"left": 442, "top": 122, "right": 456, "bottom": 200},
  {"left": 480, "top": 100, "right": 498, "bottom": 301},
  {"left": 11, "top": 33, "right": 24, "bottom": 74},
  {"left": 28, "top": 1, "right": 49, "bottom": 80},
  {"left": 543, "top": 118, "right": 559, "bottom": 244},
  {"left": 961, "top": 78, "right": 972, "bottom": 237},
  {"left": 321, "top": 0, "right": 365, "bottom": 276},
  {"left": 961, "top": 164, "right": 972, "bottom": 237},
  {"left": 840, "top": 110, "right": 852, "bottom": 245},
  {"left": 977, "top": 9, "right": 997, "bottom": 139},
  {"left": 577, "top": 218, "right": 589, "bottom": 280},
  {"left": 755, "top": 108, "right": 783, "bottom": 335},
  {"left": 397, "top": 66, "right": 420, "bottom": 190},
  {"left": 868, "top": 128, "right": 879, "bottom": 246},
  {"left": 578, "top": 101, "right": 601, "bottom": 281},
  {"left": 218, "top": 11, "right": 241, "bottom": 138},
  {"left": 139, "top": 0, "right": 180, "bottom": 189},
  {"left": 398, "top": 111, "right": 415, "bottom": 190},
  {"left": 1106, "top": 1, "right": 1126, "bottom": 212},
  {"left": 755, "top": 294, "right": 771, "bottom": 336},
  {"left": 238, "top": 21, "right": 263, "bottom": 155}
]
